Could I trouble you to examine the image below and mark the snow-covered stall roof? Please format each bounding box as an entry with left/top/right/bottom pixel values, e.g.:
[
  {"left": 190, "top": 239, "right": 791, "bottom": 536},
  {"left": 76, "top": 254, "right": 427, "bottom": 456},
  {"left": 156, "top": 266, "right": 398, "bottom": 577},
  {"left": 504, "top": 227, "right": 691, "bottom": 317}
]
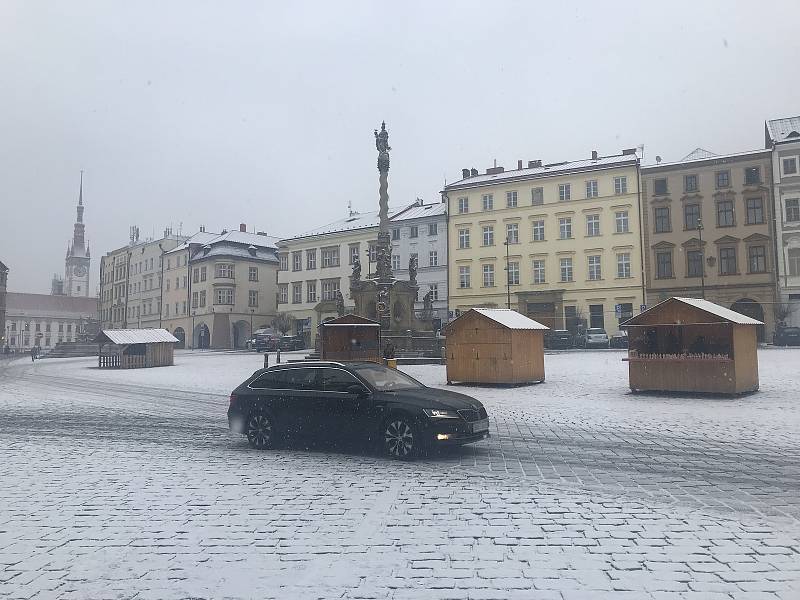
[
  {"left": 626, "top": 297, "right": 763, "bottom": 326},
  {"left": 94, "top": 329, "right": 179, "bottom": 345},
  {"left": 468, "top": 308, "right": 549, "bottom": 330}
]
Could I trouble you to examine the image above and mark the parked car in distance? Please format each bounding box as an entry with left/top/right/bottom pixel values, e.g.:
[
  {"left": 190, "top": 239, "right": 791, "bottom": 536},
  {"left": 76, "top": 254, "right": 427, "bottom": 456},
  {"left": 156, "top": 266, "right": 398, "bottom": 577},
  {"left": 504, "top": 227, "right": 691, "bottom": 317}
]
[
  {"left": 544, "top": 330, "right": 573, "bottom": 350},
  {"left": 610, "top": 330, "right": 629, "bottom": 349},
  {"left": 277, "top": 335, "right": 305, "bottom": 351},
  {"left": 253, "top": 328, "right": 278, "bottom": 352},
  {"left": 577, "top": 328, "right": 610, "bottom": 349},
  {"left": 773, "top": 326, "right": 800, "bottom": 346},
  {"left": 228, "top": 361, "right": 490, "bottom": 459}
]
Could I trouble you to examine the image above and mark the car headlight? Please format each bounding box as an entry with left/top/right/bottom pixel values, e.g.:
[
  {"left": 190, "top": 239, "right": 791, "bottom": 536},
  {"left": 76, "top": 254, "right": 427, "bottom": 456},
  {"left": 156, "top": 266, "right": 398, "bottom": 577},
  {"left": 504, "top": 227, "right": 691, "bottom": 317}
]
[{"left": 423, "top": 408, "right": 461, "bottom": 419}]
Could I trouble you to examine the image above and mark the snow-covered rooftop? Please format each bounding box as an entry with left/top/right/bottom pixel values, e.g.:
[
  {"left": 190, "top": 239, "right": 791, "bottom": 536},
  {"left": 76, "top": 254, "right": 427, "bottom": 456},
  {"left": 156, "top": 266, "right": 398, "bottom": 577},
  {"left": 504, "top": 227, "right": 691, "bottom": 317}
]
[
  {"left": 470, "top": 308, "right": 549, "bottom": 330},
  {"left": 444, "top": 154, "right": 639, "bottom": 190},
  {"left": 630, "top": 297, "right": 764, "bottom": 326},
  {"left": 393, "top": 202, "right": 447, "bottom": 221},
  {"left": 95, "top": 328, "right": 179, "bottom": 344},
  {"left": 681, "top": 147, "right": 718, "bottom": 161},
  {"left": 766, "top": 116, "right": 800, "bottom": 144},
  {"left": 642, "top": 148, "right": 769, "bottom": 170}
]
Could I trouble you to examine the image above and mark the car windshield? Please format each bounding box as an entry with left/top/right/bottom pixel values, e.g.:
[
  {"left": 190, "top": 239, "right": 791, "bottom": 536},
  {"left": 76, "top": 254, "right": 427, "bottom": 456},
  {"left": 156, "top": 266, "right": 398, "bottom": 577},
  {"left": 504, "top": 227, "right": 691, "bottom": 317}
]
[{"left": 351, "top": 364, "right": 425, "bottom": 391}]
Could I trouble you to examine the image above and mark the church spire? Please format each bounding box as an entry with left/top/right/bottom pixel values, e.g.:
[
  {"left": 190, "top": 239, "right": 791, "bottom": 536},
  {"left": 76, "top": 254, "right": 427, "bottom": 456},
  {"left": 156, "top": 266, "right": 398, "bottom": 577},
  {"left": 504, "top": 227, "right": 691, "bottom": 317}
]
[{"left": 76, "top": 170, "right": 84, "bottom": 224}]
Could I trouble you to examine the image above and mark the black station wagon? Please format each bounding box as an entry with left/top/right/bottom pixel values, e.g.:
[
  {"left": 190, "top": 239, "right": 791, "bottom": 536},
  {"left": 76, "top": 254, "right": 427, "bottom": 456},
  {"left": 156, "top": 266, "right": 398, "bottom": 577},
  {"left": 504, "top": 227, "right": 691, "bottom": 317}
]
[{"left": 228, "top": 361, "right": 489, "bottom": 459}]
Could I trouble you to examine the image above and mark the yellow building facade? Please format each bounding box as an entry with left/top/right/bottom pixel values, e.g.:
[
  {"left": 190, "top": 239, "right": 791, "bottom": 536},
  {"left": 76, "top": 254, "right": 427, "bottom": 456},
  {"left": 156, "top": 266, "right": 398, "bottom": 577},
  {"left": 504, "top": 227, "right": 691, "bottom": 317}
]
[{"left": 443, "top": 152, "right": 645, "bottom": 334}]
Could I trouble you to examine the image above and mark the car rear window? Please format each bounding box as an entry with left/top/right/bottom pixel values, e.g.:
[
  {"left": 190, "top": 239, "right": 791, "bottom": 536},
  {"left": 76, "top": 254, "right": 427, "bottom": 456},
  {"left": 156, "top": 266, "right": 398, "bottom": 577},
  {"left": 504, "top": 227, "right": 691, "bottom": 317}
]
[{"left": 587, "top": 328, "right": 606, "bottom": 334}]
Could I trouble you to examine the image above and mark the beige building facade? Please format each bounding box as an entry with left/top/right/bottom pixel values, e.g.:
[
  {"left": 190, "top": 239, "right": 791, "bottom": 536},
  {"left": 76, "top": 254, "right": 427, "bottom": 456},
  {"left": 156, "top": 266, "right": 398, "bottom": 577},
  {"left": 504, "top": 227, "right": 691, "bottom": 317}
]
[
  {"left": 162, "top": 227, "right": 280, "bottom": 349},
  {"left": 443, "top": 152, "right": 645, "bottom": 334},
  {"left": 641, "top": 148, "right": 776, "bottom": 340}
]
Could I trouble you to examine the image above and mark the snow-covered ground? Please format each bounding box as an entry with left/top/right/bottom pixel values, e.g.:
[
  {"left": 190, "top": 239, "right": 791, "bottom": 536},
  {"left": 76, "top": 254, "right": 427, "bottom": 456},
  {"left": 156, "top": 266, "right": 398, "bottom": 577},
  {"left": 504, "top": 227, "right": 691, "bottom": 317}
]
[{"left": 1, "top": 350, "right": 799, "bottom": 599}]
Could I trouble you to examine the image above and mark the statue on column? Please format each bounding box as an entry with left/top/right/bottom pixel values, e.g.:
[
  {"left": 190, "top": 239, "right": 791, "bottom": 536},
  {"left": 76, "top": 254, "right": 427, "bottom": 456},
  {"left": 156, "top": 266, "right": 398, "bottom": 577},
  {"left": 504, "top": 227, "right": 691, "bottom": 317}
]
[
  {"left": 351, "top": 255, "right": 361, "bottom": 281},
  {"left": 408, "top": 255, "right": 418, "bottom": 284},
  {"left": 375, "top": 122, "right": 391, "bottom": 172},
  {"left": 335, "top": 290, "right": 345, "bottom": 317}
]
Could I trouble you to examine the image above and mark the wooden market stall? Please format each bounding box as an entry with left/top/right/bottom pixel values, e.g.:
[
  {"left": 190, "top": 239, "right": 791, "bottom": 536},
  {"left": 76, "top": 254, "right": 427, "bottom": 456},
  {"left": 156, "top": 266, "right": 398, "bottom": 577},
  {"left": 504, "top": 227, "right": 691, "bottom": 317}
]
[
  {"left": 622, "top": 297, "right": 762, "bottom": 394},
  {"left": 94, "top": 329, "right": 179, "bottom": 369},
  {"left": 444, "top": 308, "right": 549, "bottom": 385},
  {"left": 319, "top": 314, "right": 381, "bottom": 363}
]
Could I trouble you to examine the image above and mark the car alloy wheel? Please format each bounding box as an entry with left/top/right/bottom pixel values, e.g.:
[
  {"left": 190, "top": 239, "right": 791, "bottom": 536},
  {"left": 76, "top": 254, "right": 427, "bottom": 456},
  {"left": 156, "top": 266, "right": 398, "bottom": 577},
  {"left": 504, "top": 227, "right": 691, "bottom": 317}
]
[
  {"left": 384, "top": 418, "right": 416, "bottom": 459},
  {"left": 246, "top": 412, "right": 274, "bottom": 450}
]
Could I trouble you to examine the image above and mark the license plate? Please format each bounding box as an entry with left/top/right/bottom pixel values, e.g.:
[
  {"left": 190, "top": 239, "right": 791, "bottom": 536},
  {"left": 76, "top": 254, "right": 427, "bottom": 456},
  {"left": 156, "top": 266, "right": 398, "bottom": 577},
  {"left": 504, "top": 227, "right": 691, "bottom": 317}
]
[{"left": 472, "top": 419, "right": 489, "bottom": 433}]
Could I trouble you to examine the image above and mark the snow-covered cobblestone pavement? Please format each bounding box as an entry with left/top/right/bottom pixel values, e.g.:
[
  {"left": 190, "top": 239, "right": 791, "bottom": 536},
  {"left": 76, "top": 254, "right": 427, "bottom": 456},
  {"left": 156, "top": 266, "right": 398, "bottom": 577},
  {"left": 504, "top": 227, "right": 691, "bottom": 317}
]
[{"left": 1, "top": 350, "right": 799, "bottom": 599}]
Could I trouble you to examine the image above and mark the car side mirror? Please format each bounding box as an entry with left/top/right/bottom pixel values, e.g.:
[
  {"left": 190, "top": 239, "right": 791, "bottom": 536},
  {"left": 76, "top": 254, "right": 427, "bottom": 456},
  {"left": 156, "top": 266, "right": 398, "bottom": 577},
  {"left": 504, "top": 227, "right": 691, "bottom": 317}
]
[{"left": 346, "top": 383, "right": 369, "bottom": 397}]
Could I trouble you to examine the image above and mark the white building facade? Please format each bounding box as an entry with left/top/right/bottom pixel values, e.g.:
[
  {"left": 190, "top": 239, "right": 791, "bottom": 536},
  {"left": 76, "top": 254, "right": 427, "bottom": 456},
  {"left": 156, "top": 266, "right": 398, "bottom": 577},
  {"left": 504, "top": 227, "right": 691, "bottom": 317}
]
[{"left": 766, "top": 116, "right": 800, "bottom": 327}]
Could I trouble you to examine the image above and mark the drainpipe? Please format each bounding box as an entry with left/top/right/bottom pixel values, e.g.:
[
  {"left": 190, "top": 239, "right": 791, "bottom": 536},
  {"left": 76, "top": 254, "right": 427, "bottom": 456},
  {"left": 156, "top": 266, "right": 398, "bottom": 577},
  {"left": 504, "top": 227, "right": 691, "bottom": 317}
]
[
  {"left": 441, "top": 190, "right": 450, "bottom": 322},
  {"left": 158, "top": 243, "right": 165, "bottom": 329},
  {"left": 635, "top": 157, "right": 647, "bottom": 309},
  {"left": 124, "top": 252, "right": 132, "bottom": 328}
]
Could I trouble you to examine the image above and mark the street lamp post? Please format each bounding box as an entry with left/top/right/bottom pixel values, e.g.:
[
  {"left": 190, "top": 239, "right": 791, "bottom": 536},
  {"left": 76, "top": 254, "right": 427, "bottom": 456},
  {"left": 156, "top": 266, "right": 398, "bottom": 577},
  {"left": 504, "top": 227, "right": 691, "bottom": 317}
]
[
  {"left": 697, "top": 217, "right": 706, "bottom": 300},
  {"left": 503, "top": 237, "right": 511, "bottom": 309},
  {"left": 191, "top": 311, "right": 196, "bottom": 350},
  {"left": 365, "top": 248, "right": 372, "bottom": 278},
  {"left": 250, "top": 308, "right": 254, "bottom": 344}
]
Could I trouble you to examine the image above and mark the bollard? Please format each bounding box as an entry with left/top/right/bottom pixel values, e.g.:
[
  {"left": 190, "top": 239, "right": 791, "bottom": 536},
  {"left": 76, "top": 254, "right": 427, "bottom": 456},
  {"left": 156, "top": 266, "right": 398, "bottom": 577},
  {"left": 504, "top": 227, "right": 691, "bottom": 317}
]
[
  {"left": 263, "top": 353, "right": 269, "bottom": 369},
  {"left": 276, "top": 347, "right": 281, "bottom": 363}
]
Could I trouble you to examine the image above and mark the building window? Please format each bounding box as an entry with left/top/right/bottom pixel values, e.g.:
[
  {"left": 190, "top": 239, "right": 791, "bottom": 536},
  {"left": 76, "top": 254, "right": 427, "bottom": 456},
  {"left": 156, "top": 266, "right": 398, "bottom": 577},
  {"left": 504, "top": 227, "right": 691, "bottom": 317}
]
[
  {"left": 716, "top": 170, "right": 730, "bottom": 189},
  {"left": 589, "top": 305, "right": 605, "bottom": 329},
  {"left": 506, "top": 223, "right": 519, "bottom": 244},
  {"left": 558, "top": 183, "right": 571, "bottom": 201},
  {"left": 588, "top": 255, "right": 602, "bottom": 280},
  {"left": 215, "top": 263, "right": 234, "bottom": 279},
  {"left": 409, "top": 225, "right": 419, "bottom": 238},
  {"left": 717, "top": 199, "right": 735, "bottom": 227},
  {"left": 192, "top": 291, "right": 198, "bottom": 308},
  {"left": 617, "top": 253, "right": 631, "bottom": 278},
  {"left": 559, "top": 217, "right": 572, "bottom": 239},
  {"left": 654, "top": 207, "right": 671, "bottom": 233},
  {"left": 250, "top": 290, "right": 260, "bottom": 307},
  {"left": 291, "top": 283, "right": 302, "bottom": 304},
  {"left": 458, "top": 228, "right": 470, "bottom": 249},
  {"left": 279, "top": 254, "right": 288, "bottom": 271},
  {"left": 429, "top": 250, "right": 438, "bottom": 266},
  {"left": 532, "top": 259, "right": 545, "bottom": 283},
  {"left": 193, "top": 268, "right": 199, "bottom": 283},
  {"left": 391, "top": 228, "right": 400, "bottom": 241},
  {"left": 199, "top": 290, "right": 206, "bottom": 307},
  {"left": 783, "top": 157, "right": 799, "bottom": 176},
  {"left": 507, "top": 261, "right": 519, "bottom": 285},
  {"left": 428, "top": 222, "right": 438, "bottom": 236},
  {"left": 482, "top": 226, "right": 494, "bottom": 246},
  {"left": 506, "top": 191, "right": 518, "bottom": 207},
  {"left": 458, "top": 197, "right": 469, "bottom": 214},
  {"left": 391, "top": 254, "right": 400, "bottom": 271},
  {"left": 278, "top": 284, "right": 288, "bottom": 304},
  {"left": 615, "top": 211, "right": 629, "bottom": 233},
  {"left": 614, "top": 176, "right": 628, "bottom": 195},
  {"left": 304, "top": 249, "right": 316, "bottom": 270},
  {"left": 249, "top": 266, "right": 258, "bottom": 282},
  {"left": 215, "top": 288, "right": 234, "bottom": 305},
  {"left": 482, "top": 194, "right": 493, "bottom": 211},
  {"left": 292, "top": 251, "right": 302, "bottom": 272},
  {"left": 321, "top": 247, "right": 340, "bottom": 268},
  {"left": 748, "top": 246, "right": 766, "bottom": 273},
  {"left": 686, "top": 250, "right": 703, "bottom": 278},
  {"left": 786, "top": 198, "right": 800, "bottom": 222},
  {"left": 368, "top": 244, "right": 377, "bottom": 263},
  {"left": 560, "top": 258, "right": 573, "bottom": 282},
  {"left": 321, "top": 279, "right": 340, "bottom": 301},
  {"left": 459, "top": 266, "right": 470, "bottom": 288},
  {"left": 531, "top": 187, "right": 543, "bottom": 205},
  {"left": 684, "top": 204, "right": 701, "bottom": 230},
  {"left": 684, "top": 174, "right": 698, "bottom": 193},
  {"left": 428, "top": 283, "right": 439, "bottom": 301},
  {"left": 720, "top": 247, "right": 737, "bottom": 275},
  {"left": 746, "top": 197, "right": 764, "bottom": 224},
  {"left": 788, "top": 249, "right": 800, "bottom": 276},
  {"left": 586, "top": 214, "right": 600, "bottom": 237},
  {"left": 344, "top": 244, "right": 357, "bottom": 266},
  {"left": 482, "top": 264, "right": 495, "bottom": 287},
  {"left": 653, "top": 178, "right": 668, "bottom": 195},
  {"left": 532, "top": 219, "right": 545, "bottom": 241},
  {"left": 585, "top": 180, "right": 598, "bottom": 198},
  {"left": 656, "top": 251, "right": 673, "bottom": 279},
  {"left": 744, "top": 167, "right": 761, "bottom": 185},
  {"left": 200, "top": 266, "right": 207, "bottom": 281},
  {"left": 306, "top": 281, "right": 317, "bottom": 303}
]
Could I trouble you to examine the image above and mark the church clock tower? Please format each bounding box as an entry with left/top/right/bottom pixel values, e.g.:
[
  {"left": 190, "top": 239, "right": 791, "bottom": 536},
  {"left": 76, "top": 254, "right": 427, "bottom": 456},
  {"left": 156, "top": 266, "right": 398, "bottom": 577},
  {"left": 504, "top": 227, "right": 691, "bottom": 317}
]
[{"left": 65, "top": 171, "right": 91, "bottom": 297}]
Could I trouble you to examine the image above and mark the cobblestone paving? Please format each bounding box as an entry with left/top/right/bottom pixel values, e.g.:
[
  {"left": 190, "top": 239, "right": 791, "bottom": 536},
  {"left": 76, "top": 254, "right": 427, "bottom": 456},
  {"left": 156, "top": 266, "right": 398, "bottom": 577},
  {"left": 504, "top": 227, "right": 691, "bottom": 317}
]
[{"left": 1, "top": 354, "right": 798, "bottom": 599}]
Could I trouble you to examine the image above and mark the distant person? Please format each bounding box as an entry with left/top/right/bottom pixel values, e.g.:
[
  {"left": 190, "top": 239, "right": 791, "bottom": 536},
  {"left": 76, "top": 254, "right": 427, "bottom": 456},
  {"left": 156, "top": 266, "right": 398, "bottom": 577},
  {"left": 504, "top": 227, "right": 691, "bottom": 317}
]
[
  {"left": 30, "top": 347, "right": 36, "bottom": 362},
  {"left": 383, "top": 340, "right": 396, "bottom": 359}
]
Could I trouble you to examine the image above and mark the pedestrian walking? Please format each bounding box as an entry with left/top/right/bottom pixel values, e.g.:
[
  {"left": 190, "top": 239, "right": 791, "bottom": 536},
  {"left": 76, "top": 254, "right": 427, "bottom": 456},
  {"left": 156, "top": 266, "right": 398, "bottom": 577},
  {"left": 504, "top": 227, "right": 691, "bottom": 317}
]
[{"left": 30, "top": 347, "right": 36, "bottom": 362}]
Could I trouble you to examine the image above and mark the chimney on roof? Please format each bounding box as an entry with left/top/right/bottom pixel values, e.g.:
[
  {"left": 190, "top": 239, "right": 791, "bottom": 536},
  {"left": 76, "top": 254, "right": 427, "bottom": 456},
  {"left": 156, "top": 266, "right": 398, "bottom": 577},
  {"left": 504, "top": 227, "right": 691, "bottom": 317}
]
[
  {"left": 622, "top": 148, "right": 637, "bottom": 155},
  {"left": 462, "top": 168, "right": 470, "bottom": 179},
  {"left": 257, "top": 231, "right": 268, "bottom": 236},
  {"left": 517, "top": 159, "right": 523, "bottom": 170},
  {"left": 591, "top": 150, "right": 599, "bottom": 160},
  {"left": 200, "top": 225, "right": 205, "bottom": 232},
  {"left": 528, "top": 160, "right": 542, "bottom": 168},
  {"left": 486, "top": 166, "right": 505, "bottom": 175},
  {"left": 239, "top": 223, "right": 247, "bottom": 232},
  {"left": 247, "top": 245, "right": 257, "bottom": 257},
  {"left": 470, "top": 168, "right": 478, "bottom": 177}
]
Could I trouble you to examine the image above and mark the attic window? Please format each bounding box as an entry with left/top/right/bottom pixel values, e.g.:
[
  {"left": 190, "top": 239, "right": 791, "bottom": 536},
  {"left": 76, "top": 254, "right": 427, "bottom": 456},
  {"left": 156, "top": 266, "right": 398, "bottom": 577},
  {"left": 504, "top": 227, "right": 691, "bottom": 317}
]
[{"left": 788, "top": 131, "right": 800, "bottom": 138}]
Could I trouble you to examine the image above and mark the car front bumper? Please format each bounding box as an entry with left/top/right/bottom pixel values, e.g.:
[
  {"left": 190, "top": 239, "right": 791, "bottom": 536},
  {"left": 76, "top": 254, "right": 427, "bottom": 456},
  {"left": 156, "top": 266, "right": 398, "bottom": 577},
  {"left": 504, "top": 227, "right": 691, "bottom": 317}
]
[{"left": 423, "top": 418, "right": 490, "bottom": 446}]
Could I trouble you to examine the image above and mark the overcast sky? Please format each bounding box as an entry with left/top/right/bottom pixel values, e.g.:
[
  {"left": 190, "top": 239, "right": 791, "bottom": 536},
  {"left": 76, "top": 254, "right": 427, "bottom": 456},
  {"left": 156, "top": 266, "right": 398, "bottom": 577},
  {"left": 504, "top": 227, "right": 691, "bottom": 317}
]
[{"left": 2, "top": 1, "right": 799, "bottom": 294}]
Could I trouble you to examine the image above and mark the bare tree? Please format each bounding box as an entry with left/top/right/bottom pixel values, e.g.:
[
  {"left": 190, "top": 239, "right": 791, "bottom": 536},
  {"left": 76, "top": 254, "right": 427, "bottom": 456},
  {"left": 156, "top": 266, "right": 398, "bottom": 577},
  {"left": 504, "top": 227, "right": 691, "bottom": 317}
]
[{"left": 271, "top": 313, "right": 294, "bottom": 335}]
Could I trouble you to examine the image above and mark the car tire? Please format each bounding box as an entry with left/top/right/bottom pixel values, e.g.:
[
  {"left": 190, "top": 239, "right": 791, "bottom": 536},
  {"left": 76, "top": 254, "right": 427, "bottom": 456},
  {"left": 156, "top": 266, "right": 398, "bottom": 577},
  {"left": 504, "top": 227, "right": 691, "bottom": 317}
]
[
  {"left": 382, "top": 415, "right": 420, "bottom": 460},
  {"left": 246, "top": 409, "right": 278, "bottom": 450}
]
